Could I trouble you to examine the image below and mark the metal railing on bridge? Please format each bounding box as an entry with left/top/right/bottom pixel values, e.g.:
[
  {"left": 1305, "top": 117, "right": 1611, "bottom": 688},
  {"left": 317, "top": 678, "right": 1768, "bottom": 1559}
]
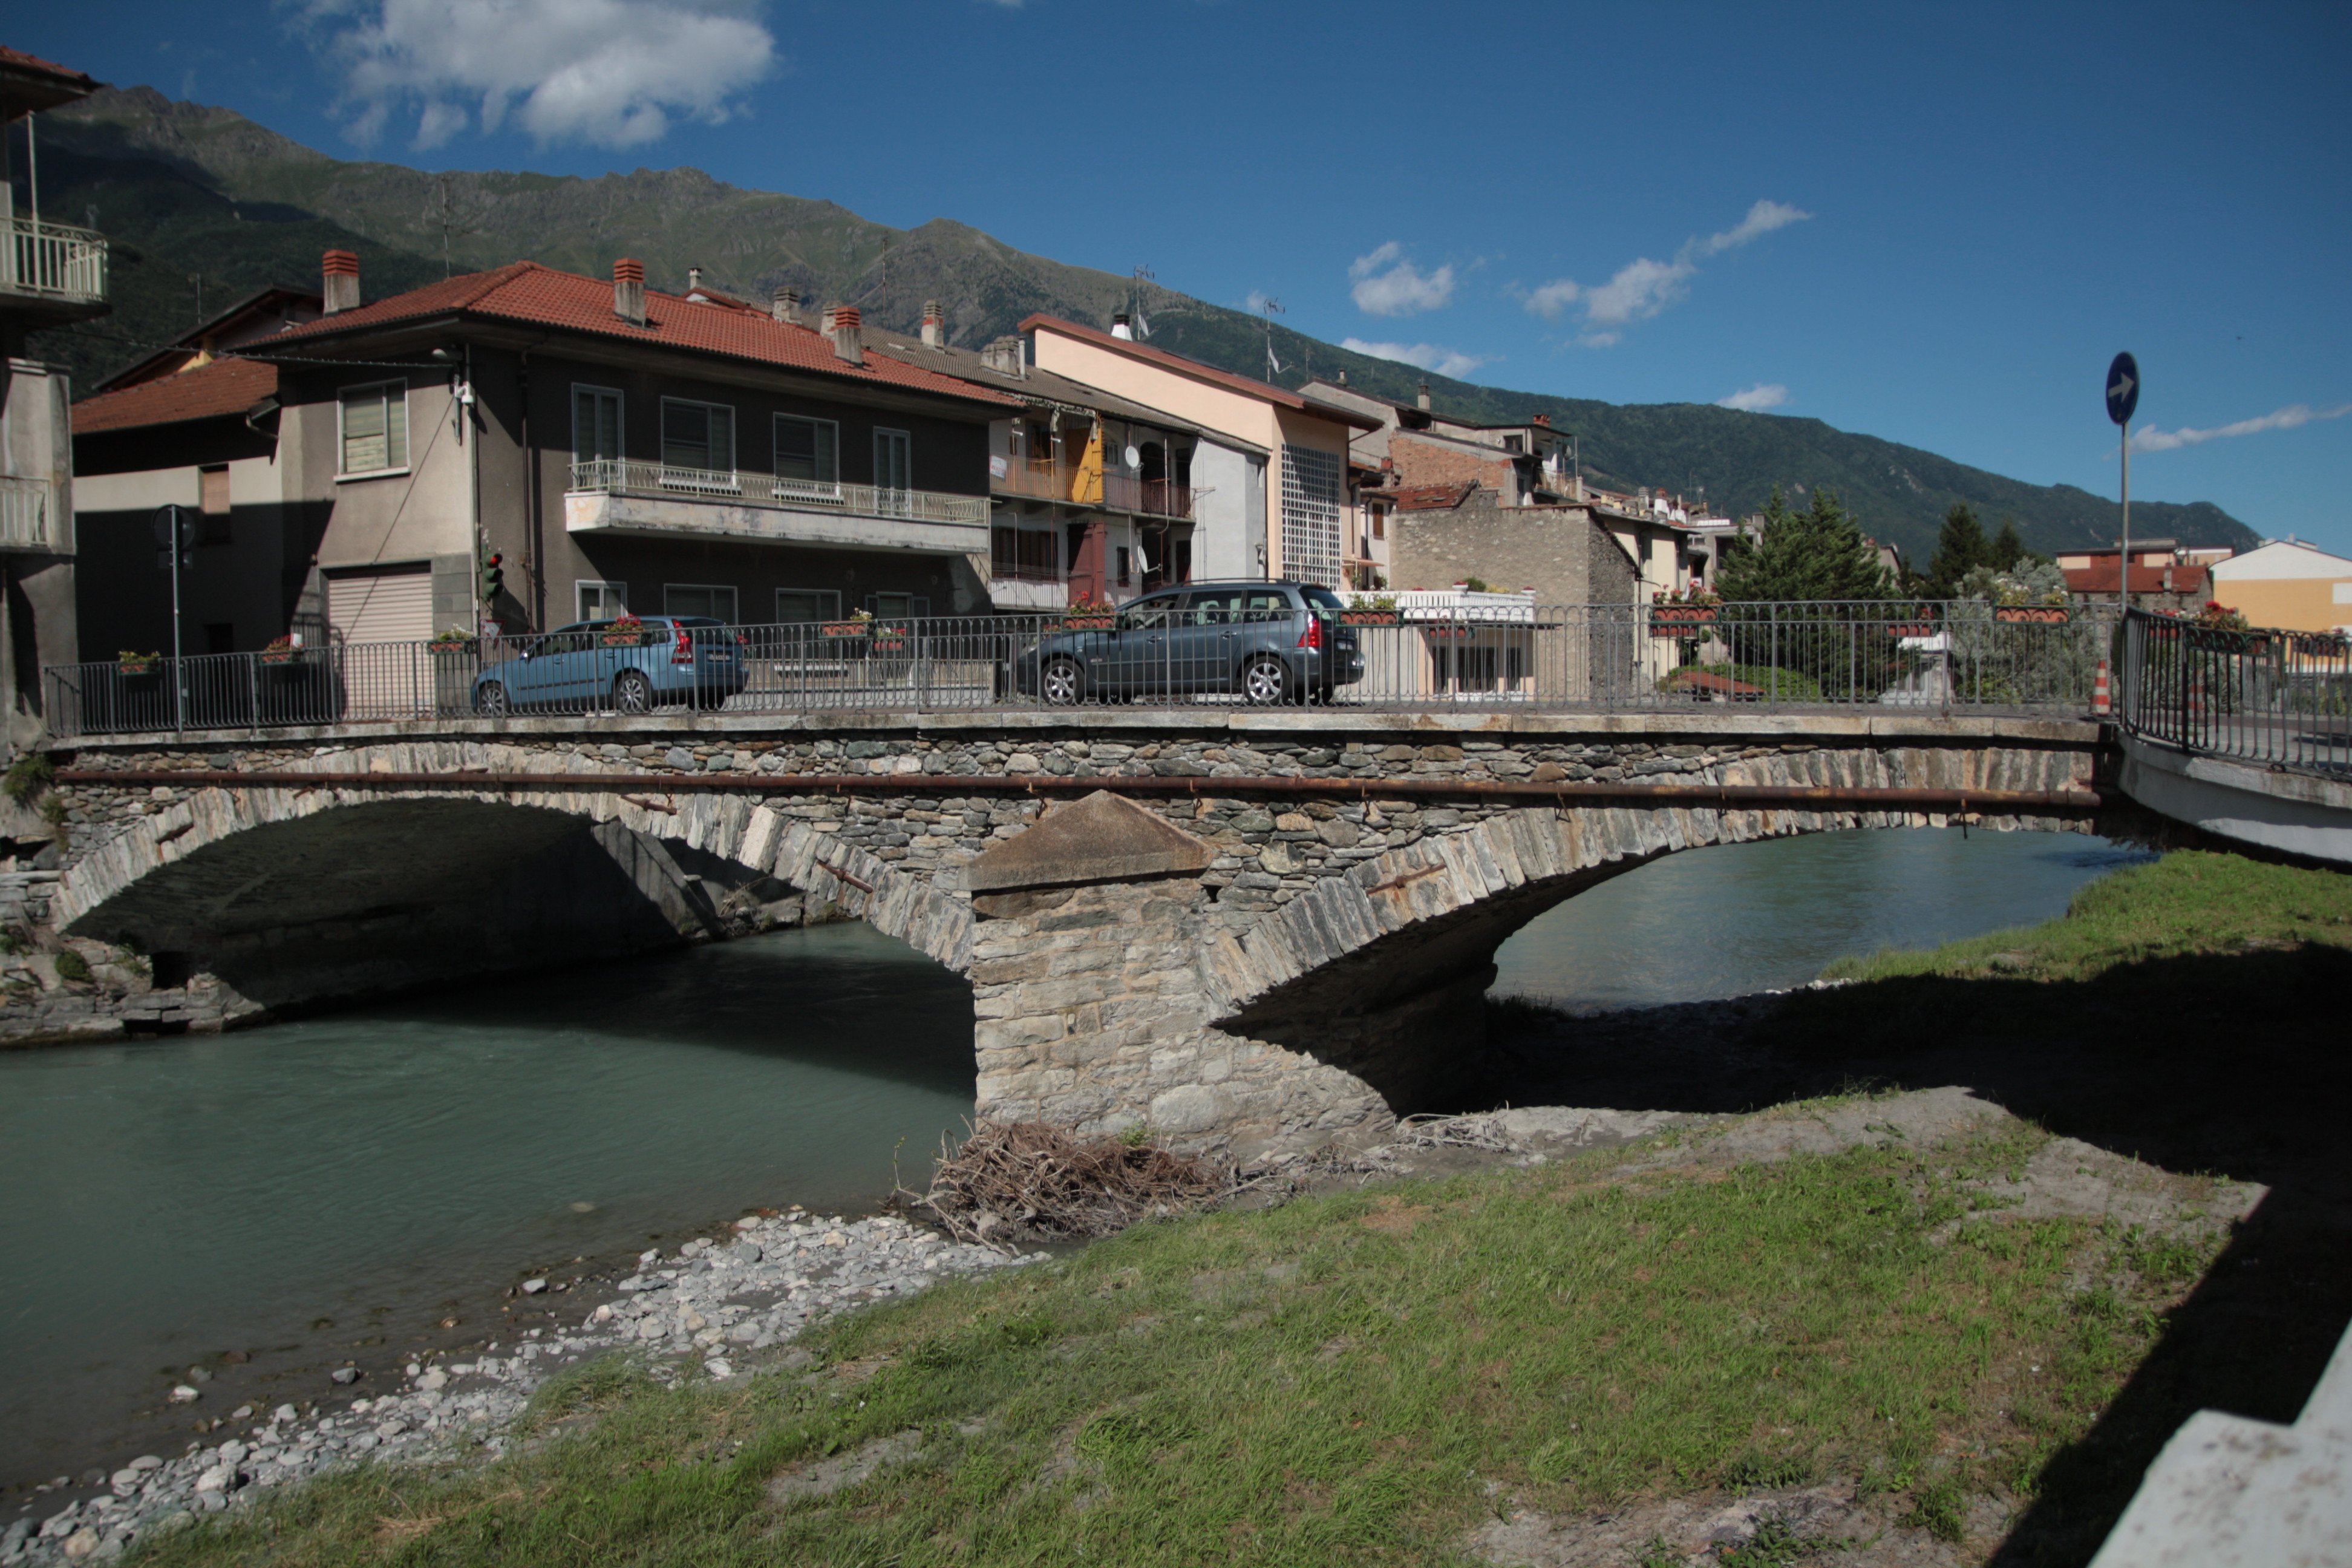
[
  {"left": 2118, "top": 606, "right": 2352, "bottom": 777},
  {"left": 43, "top": 600, "right": 2118, "bottom": 738}
]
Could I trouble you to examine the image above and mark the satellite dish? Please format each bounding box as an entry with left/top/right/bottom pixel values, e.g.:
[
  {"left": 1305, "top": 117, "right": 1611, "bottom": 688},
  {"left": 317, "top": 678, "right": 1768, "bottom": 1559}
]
[{"left": 1123, "top": 445, "right": 1142, "bottom": 470}]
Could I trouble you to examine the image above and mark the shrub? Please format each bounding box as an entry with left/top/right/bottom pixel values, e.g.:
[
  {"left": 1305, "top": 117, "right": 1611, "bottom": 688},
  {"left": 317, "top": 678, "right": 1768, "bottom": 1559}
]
[
  {"left": 53, "top": 949, "right": 92, "bottom": 984},
  {"left": 2, "top": 751, "right": 53, "bottom": 805}
]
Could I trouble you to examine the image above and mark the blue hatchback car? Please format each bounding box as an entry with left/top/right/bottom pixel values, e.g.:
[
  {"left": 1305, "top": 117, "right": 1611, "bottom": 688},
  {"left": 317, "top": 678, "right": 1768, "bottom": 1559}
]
[{"left": 471, "top": 617, "right": 745, "bottom": 715}]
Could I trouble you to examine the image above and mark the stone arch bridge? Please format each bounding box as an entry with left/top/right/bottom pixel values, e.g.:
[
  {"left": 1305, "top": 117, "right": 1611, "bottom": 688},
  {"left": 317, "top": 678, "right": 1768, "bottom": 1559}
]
[{"left": 45, "top": 710, "right": 2108, "bottom": 1160}]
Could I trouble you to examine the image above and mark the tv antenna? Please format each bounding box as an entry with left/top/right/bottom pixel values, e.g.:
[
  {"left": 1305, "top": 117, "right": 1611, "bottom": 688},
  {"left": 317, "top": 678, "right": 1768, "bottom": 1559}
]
[
  {"left": 1129, "top": 265, "right": 1155, "bottom": 339},
  {"left": 1259, "top": 295, "right": 1285, "bottom": 381},
  {"left": 433, "top": 175, "right": 484, "bottom": 278}
]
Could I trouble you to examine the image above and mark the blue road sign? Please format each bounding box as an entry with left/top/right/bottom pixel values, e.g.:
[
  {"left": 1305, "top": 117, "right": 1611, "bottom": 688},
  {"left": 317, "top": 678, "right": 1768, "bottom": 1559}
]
[{"left": 2106, "top": 353, "right": 2140, "bottom": 426}]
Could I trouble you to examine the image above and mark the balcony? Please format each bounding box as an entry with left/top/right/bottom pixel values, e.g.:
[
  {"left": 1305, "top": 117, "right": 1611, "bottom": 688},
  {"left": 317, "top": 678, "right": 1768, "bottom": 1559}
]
[
  {"left": 0, "top": 475, "right": 65, "bottom": 552},
  {"left": 1, "top": 215, "right": 108, "bottom": 318},
  {"left": 566, "top": 459, "right": 990, "bottom": 555},
  {"left": 1101, "top": 472, "right": 1200, "bottom": 520},
  {"left": 990, "top": 459, "right": 1202, "bottom": 520}
]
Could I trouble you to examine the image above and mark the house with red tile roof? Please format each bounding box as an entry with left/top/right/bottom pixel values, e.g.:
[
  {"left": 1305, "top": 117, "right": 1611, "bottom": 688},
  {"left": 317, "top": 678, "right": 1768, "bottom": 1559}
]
[
  {"left": 3, "top": 41, "right": 110, "bottom": 746},
  {"left": 73, "top": 252, "right": 1017, "bottom": 663}
]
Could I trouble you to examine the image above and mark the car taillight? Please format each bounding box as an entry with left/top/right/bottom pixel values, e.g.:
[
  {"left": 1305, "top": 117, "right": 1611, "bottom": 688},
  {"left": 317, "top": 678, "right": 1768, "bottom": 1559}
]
[
  {"left": 671, "top": 624, "right": 694, "bottom": 664},
  {"left": 1297, "top": 614, "right": 1323, "bottom": 651}
]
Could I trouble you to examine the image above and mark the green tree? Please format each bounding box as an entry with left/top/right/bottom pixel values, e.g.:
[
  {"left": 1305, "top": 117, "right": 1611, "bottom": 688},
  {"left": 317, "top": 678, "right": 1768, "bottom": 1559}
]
[
  {"left": 1927, "top": 503, "right": 1991, "bottom": 596},
  {"left": 1714, "top": 486, "right": 1894, "bottom": 603},
  {"left": 1988, "top": 516, "right": 2028, "bottom": 572}
]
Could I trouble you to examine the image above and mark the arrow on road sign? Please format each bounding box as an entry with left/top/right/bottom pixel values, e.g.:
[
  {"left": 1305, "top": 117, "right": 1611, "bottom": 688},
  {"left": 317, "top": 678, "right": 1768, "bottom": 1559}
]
[{"left": 2105, "top": 351, "right": 2140, "bottom": 426}]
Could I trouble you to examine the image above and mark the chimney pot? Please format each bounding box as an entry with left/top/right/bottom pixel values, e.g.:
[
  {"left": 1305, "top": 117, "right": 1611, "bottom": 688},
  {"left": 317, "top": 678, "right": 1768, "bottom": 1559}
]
[
  {"left": 771, "top": 287, "right": 798, "bottom": 324},
  {"left": 322, "top": 250, "right": 361, "bottom": 315},
  {"left": 1416, "top": 381, "right": 1431, "bottom": 411},
  {"left": 832, "top": 305, "right": 864, "bottom": 366},
  {"left": 1111, "top": 312, "right": 1132, "bottom": 341},
  {"left": 613, "top": 258, "right": 647, "bottom": 327},
  {"left": 1532, "top": 413, "right": 1550, "bottom": 427},
  {"left": 687, "top": 266, "right": 704, "bottom": 295},
  {"left": 920, "top": 299, "right": 944, "bottom": 348}
]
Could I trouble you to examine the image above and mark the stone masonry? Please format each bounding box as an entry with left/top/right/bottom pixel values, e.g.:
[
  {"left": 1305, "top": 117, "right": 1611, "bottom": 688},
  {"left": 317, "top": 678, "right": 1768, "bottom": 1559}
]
[{"left": 27, "top": 709, "right": 2105, "bottom": 1158}]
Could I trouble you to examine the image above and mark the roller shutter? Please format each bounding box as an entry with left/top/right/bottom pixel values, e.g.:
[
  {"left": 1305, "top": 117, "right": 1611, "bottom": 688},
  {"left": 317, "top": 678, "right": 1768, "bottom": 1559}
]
[{"left": 327, "top": 564, "right": 434, "bottom": 647}]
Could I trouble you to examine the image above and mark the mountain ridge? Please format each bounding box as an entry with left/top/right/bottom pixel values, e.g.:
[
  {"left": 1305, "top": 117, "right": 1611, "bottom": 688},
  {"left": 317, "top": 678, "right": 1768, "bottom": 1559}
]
[{"left": 34, "top": 86, "right": 2256, "bottom": 565}]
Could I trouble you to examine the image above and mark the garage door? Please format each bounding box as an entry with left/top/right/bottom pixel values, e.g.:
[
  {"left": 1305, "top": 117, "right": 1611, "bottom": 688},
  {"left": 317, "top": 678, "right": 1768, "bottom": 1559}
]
[{"left": 327, "top": 564, "right": 434, "bottom": 647}]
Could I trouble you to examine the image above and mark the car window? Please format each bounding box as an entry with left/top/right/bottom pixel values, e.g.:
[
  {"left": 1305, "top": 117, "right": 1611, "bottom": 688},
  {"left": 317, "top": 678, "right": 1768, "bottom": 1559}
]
[
  {"left": 1242, "top": 591, "right": 1291, "bottom": 621},
  {"left": 1120, "top": 598, "right": 1175, "bottom": 630},
  {"left": 1302, "top": 587, "right": 1348, "bottom": 611},
  {"left": 1186, "top": 589, "right": 1244, "bottom": 624}
]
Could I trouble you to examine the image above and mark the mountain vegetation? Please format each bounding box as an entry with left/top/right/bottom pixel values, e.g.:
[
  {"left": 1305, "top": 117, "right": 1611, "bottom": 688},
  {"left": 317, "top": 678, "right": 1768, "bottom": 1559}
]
[{"left": 36, "top": 85, "right": 2256, "bottom": 564}]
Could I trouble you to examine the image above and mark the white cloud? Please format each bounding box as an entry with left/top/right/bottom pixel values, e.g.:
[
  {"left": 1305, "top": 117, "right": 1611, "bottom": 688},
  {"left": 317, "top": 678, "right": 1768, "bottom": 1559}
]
[
  {"left": 2131, "top": 402, "right": 2352, "bottom": 452},
  {"left": 1347, "top": 242, "right": 1454, "bottom": 317},
  {"left": 1717, "top": 383, "right": 1789, "bottom": 412},
  {"left": 1523, "top": 198, "right": 1811, "bottom": 344},
  {"left": 308, "top": 0, "right": 776, "bottom": 150},
  {"left": 1342, "top": 338, "right": 1490, "bottom": 381}
]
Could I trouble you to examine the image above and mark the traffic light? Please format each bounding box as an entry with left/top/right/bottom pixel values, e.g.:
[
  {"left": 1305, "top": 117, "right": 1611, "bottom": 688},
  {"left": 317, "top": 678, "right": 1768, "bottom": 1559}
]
[{"left": 479, "top": 544, "right": 505, "bottom": 603}]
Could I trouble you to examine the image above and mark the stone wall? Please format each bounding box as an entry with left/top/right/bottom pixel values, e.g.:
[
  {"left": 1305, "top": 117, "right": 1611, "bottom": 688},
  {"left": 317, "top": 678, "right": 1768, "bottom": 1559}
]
[
  {"left": 1390, "top": 490, "right": 1644, "bottom": 608},
  {"left": 23, "top": 711, "right": 2106, "bottom": 1154}
]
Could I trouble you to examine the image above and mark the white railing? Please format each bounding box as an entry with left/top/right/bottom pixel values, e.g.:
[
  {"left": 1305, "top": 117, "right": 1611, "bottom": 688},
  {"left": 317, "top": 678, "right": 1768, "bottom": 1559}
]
[
  {"left": 1, "top": 215, "right": 108, "bottom": 304},
  {"left": 570, "top": 459, "right": 989, "bottom": 527},
  {"left": 0, "top": 476, "right": 60, "bottom": 550}
]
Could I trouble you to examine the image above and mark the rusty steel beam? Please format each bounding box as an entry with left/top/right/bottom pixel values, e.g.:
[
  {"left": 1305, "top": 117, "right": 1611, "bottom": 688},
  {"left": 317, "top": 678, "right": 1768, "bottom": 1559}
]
[{"left": 56, "top": 769, "right": 2107, "bottom": 813}]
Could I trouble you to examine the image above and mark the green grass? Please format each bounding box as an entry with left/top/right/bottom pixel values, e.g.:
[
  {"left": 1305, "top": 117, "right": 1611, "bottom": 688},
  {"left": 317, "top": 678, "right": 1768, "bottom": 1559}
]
[
  {"left": 1820, "top": 849, "right": 2352, "bottom": 985},
  {"left": 131, "top": 1109, "right": 2214, "bottom": 1567},
  {"left": 1665, "top": 663, "right": 1828, "bottom": 702}
]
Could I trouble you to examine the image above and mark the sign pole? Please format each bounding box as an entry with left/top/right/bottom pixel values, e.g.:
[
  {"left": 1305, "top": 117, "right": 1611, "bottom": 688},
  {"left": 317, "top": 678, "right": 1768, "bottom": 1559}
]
[
  {"left": 171, "top": 529, "right": 184, "bottom": 731},
  {"left": 2105, "top": 352, "right": 2140, "bottom": 615}
]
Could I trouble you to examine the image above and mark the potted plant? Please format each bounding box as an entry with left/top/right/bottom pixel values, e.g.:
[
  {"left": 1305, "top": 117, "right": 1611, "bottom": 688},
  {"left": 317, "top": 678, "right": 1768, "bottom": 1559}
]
[
  {"left": 1060, "top": 595, "right": 1116, "bottom": 631},
  {"left": 117, "top": 650, "right": 160, "bottom": 677},
  {"left": 259, "top": 635, "right": 301, "bottom": 667},
  {"left": 2184, "top": 600, "right": 2262, "bottom": 653},
  {"left": 1648, "top": 585, "right": 1722, "bottom": 632},
  {"left": 820, "top": 609, "right": 875, "bottom": 639},
  {"left": 427, "top": 626, "right": 479, "bottom": 655},
  {"left": 1886, "top": 606, "right": 1941, "bottom": 639},
  {"left": 870, "top": 619, "right": 912, "bottom": 653},
  {"left": 1340, "top": 593, "right": 1401, "bottom": 626},
  {"left": 599, "top": 612, "right": 651, "bottom": 648}
]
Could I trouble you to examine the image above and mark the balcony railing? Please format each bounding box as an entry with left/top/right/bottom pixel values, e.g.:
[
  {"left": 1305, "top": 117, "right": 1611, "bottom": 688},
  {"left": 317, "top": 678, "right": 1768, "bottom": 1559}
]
[
  {"left": 1100, "top": 473, "right": 1201, "bottom": 520},
  {"left": 0, "top": 475, "right": 62, "bottom": 551},
  {"left": 570, "top": 459, "right": 989, "bottom": 527},
  {"left": 1, "top": 215, "right": 108, "bottom": 305},
  {"left": 993, "top": 458, "right": 1084, "bottom": 505},
  {"left": 990, "top": 460, "right": 1203, "bottom": 520}
]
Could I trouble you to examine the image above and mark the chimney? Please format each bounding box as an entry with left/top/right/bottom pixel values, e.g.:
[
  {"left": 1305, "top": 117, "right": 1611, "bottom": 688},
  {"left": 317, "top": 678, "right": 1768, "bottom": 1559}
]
[
  {"left": 1111, "top": 312, "right": 1132, "bottom": 341},
  {"left": 1416, "top": 382, "right": 1431, "bottom": 411},
  {"left": 613, "top": 258, "right": 646, "bottom": 327},
  {"left": 1532, "top": 413, "right": 1551, "bottom": 428},
  {"left": 981, "top": 335, "right": 1027, "bottom": 378},
  {"left": 920, "top": 299, "right": 944, "bottom": 348},
  {"left": 771, "top": 287, "right": 798, "bottom": 324},
  {"left": 322, "top": 250, "right": 361, "bottom": 315},
  {"left": 831, "top": 305, "right": 863, "bottom": 366},
  {"left": 820, "top": 302, "right": 840, "bottom": 335},
  {"left": 687, "top": 266, "right": 704, "bottom": 296}
]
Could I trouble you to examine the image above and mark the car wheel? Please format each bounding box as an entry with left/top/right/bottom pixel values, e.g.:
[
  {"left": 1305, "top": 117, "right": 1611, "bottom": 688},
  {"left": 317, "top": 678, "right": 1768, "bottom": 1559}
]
[
  {"left": 613, "top": 668, "right": 654, "bottom": 714},
  {"left": 473, "top": 681, "right": 511, "bottom": 716},
  {"left": 1241, "top": 655, "right": 1290, "bottom": 706},
  {"left": 1041, "top": 657, "right": 1085, "bottom": 707}
]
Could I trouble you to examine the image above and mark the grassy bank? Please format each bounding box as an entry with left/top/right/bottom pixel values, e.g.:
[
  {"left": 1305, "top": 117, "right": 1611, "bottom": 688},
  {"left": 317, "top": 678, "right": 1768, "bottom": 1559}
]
[{"left": 125, "top": 848, "right": 2352, "bottom": 1566}]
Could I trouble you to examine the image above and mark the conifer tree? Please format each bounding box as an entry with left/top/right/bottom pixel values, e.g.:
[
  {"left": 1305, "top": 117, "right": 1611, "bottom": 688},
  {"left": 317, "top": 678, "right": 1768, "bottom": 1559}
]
[
  {"left": 1714, "top": 486, "right": 1893, "bottom": 603},
  {"left": 1927, "top": 503, "right": 1991, "bottom": 596},
  {"left": 1989, "top": 517, "right": 2031, "bottom": 570}
]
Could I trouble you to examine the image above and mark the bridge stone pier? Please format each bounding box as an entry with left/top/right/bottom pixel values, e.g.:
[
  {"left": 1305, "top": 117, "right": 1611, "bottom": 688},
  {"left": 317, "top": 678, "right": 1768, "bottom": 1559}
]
[{"left": 44, "top": 710, "right": 2105, "bottom": 1160}]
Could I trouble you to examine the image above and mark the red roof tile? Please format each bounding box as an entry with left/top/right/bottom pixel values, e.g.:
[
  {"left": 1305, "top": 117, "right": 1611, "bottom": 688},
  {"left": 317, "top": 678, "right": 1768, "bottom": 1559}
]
[
  {"left": 267, "top": 262, "right": 1017, "bottom": 408},
  {"left": 1394, "top": 480, "right": 1478, "bottom": 511},
  {"left": 2063, "top": 562, "right": 2209, "bottom": 595},
  {"left": 1019, "top": 315, "right": 1384, "bottom": 430},
  {"left": 0, "top": 44, "right": 98, "bottom": 88},
  {"left": 71, "top": 356, "right": 278, "bottom": 435}
]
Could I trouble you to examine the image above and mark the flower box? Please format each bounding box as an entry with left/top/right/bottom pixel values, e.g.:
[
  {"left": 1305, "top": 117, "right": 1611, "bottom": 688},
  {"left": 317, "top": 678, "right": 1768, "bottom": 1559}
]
[
  {"left": 1650, "top": 605, "right": 1719, "bottom": 625},
  {"left": 428, "top": 638, "right": 477, "bottom": 655},
  {"left": 599, "top": 631, "right": 651, "bottom": 648},
  {"left": 2186, "top": 628, "right": 2266, "bottom": 655},
  {"left": 1420, "top": 624, "right": 1476, "bottom": 642},
  {"left": 871, "top": 625, "right": 911, "bottom": 653},
  {"left": 1339, "top": 610, "right": 1400, "bottom": 626},
  {"left": 1060, "top": 614, "right": 1116, "bottom": 631},
  {"left": 819, "top": 621, "right": 871, "bottom": 639},
  {"left": 259, "top": 648, "right": 299, "bottom": 667},
  {"left": 1993, "top": 606, "right": 2070, "bottom": 624},
  {"left": 1886, "top": 624, "right": 1939, "bottom": 639},
  {"left": 117, "top": 660, "right": 158, "bottom": 678}
]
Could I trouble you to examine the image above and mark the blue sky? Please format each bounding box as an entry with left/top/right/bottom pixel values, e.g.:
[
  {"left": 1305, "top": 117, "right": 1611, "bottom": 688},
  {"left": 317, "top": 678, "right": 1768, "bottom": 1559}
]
[{"left": 21, "top": 1, "right": 2352, "bottom": 549}]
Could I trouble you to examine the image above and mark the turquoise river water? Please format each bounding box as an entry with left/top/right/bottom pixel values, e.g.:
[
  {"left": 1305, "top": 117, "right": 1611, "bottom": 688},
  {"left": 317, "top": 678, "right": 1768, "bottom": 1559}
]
[{"left": 0, "top": 827, "right": 2151, "bottom": 1483}]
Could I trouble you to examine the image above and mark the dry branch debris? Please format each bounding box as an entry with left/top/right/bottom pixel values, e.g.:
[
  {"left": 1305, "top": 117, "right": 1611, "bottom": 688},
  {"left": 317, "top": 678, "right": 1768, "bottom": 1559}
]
[{"left": 909, "top": 1122, "right": 1232, "bottom": 1245}]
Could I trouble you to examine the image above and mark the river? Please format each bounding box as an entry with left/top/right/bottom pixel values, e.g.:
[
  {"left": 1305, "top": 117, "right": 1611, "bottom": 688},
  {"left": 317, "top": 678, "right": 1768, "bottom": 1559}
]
[{"left": 0, "top": 826, "right": 2151, "bottom": 1486}]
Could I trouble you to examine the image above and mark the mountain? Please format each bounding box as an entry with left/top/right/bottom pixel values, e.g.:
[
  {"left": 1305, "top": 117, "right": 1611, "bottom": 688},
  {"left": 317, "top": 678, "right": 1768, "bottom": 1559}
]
[{"left": 36, "top": 87, "right": 2256, "bottom": 565}]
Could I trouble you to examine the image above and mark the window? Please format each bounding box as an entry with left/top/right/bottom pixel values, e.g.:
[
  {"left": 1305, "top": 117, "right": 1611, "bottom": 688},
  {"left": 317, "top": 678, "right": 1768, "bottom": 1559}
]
[
  {"left": 1371, "top": 507, "right": 1386, "bottom": 541},
  {"left": 874, "top": 428, "right": 911, "bottom": 514},
  {"left": 663, "top": 584, "right": 738, "bottom": 624},
  {"left": 1116, "top": 546, "right": 1132, "bottom": 586},
  {"left": 774, "top": 415, "right": 838, "bottom": 490},
  {"left": 867, "top": 592, "right": 929, "bottom": 619},
  {"left": 573, "top": 385, "right": 623, "bottom": 468},
  {"left": 991, "top": 526, "right": 1058, "bottom": 581},
  {"left": 776, "top": 589, "right": 841, "bottom": 624},
  {"left": 1279, "top": 444, "right": 1343, "bottom": 588},
  {"left": 577, "top": 580, "right": 629, "bottom": 621},
  {"left": 198, "top": 465, "right": 232, "bottom": 545},
  {"left": 661, "top": 399, "right": 734, "bottom": 474},
  {"left": 338, "top": 381, "right": 408, "bottom": 475}
]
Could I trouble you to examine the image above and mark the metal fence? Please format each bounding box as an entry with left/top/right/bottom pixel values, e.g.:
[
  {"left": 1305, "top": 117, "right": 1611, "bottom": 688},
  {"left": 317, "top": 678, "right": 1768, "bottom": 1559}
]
[
  {"left": 43, "top": 601, "right": 2120, "bottom": 738},
  {"left": 2118, "top": 607, "right": 2352, "bottom": 777}
]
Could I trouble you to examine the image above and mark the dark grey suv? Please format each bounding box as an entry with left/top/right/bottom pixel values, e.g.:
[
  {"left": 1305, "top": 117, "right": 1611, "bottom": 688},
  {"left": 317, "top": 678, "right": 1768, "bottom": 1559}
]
[{"left": 1013, "top": 581, "right": 1365, "bottom": 705}]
